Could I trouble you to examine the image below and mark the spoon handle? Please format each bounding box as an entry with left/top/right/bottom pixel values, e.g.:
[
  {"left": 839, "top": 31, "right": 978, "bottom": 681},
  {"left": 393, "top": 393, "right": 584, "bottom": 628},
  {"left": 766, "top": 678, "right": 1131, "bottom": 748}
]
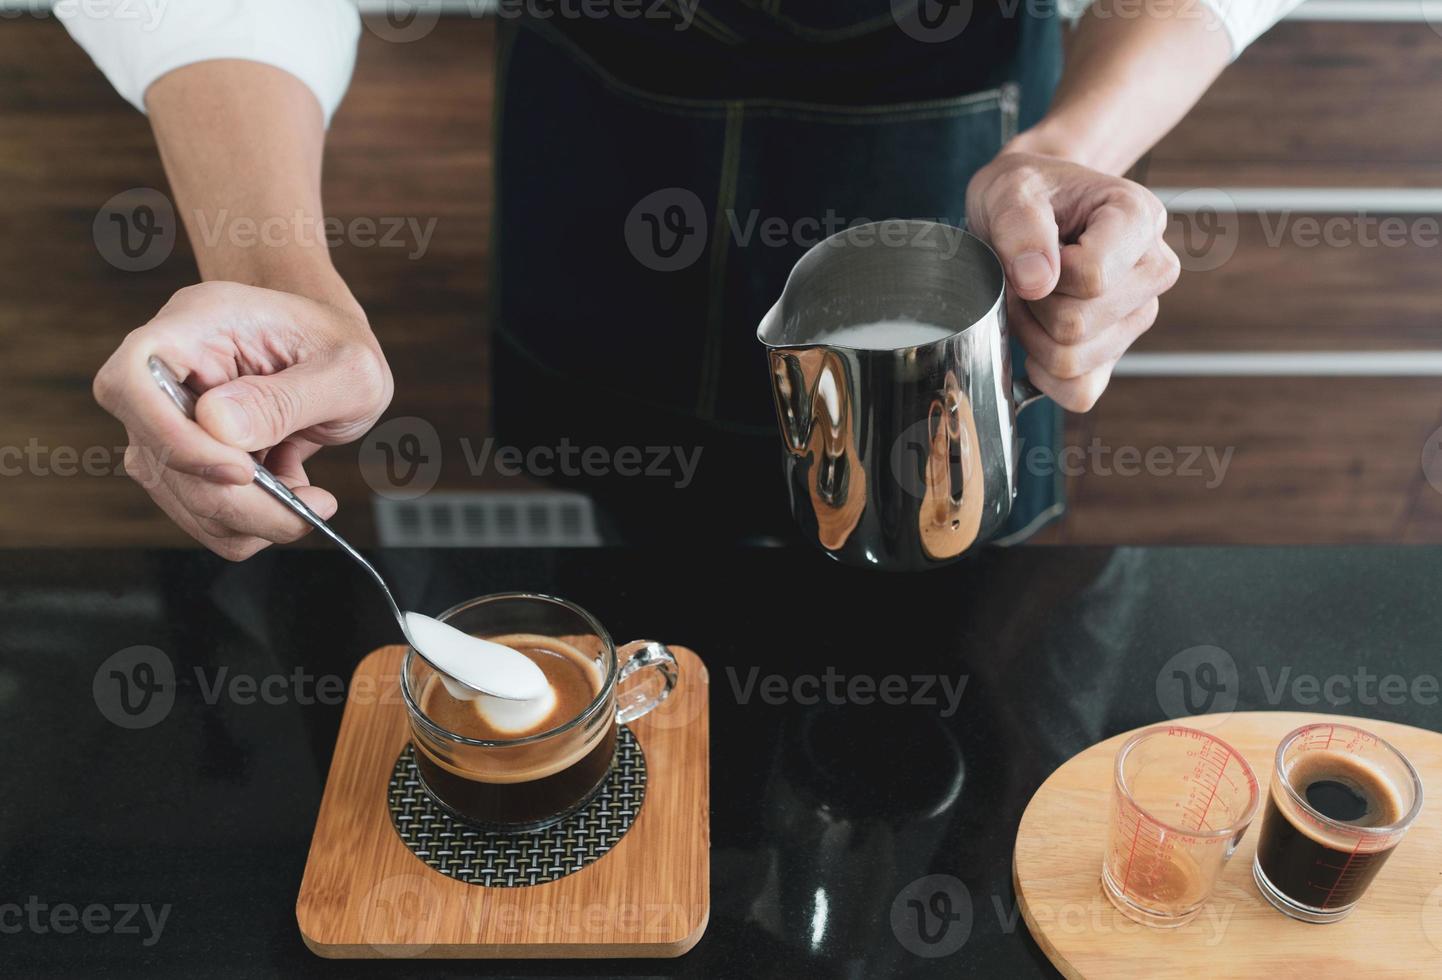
[{"left": 146, "top": 356, "right": 409, "bottom": 629}]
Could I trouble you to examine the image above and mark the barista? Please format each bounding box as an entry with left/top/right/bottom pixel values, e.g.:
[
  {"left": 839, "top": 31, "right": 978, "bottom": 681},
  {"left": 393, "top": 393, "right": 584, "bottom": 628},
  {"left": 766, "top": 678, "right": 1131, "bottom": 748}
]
[{"left": 62, "top": 0, "right": 1302, "bottom": 555}]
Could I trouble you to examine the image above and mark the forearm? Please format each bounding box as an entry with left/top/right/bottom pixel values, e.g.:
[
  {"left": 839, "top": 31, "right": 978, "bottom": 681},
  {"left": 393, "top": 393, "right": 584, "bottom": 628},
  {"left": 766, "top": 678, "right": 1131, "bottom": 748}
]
[
  {"left": 1009, "top": 0, "right": 1233, "bottom": 175},
  {"left": 146, "top": 60, "right": 361, "bottom": 318}
]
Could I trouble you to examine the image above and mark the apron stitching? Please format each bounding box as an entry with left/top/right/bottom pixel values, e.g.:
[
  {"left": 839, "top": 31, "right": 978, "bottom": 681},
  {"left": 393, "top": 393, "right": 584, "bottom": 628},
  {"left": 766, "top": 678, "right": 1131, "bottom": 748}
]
[
  {"left": 697, "top": 103, "right": 746, "bottom": 419},
  {"left": 746, "top": 99, "right": 1000, "bottom": 124},
  {"left": 522, "top": 20, "right": 1009, "bottom": 122}
]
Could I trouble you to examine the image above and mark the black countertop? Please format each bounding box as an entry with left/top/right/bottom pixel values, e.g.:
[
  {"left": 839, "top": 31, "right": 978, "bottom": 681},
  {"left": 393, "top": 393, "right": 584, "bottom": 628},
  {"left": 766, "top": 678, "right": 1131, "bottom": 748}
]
[{"left": 2, "top": 546, "right": 1439, "bottom": 978}]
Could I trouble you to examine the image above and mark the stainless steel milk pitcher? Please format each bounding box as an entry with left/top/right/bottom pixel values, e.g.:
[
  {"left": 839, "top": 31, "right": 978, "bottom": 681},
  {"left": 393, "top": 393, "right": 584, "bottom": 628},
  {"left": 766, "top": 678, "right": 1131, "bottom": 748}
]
[{"left": 757, "top": 220, "right": 1043, "bottom": 570}]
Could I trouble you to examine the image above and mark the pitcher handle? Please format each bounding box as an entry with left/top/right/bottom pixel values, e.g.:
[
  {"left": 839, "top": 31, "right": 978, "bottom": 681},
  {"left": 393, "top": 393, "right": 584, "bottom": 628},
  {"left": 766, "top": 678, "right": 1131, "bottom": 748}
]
[
  {"left": 1013, "top": 375, "right": 1046, "bottom": 412},
  {"left": 615, "top": 640, "right": 679, "bottom": 724}
]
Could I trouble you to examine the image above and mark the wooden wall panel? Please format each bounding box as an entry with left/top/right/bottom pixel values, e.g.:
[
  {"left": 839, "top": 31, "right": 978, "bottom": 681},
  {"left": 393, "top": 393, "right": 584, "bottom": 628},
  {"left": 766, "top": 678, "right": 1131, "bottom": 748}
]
[
  {"left": 1145, "top": 22, "right": 1442, "bottom": 188},
  {"left": 1145, "top": 210, "right": 1442, "bottom": 351}
]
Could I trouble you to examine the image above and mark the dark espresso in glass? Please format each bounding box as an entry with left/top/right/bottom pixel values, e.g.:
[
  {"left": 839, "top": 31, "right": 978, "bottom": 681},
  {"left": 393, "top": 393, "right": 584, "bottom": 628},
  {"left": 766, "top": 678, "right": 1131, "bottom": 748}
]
[
  {"left": 414, "top": 639, "right": 615, "bottom": 829},
  {"left": 1255, "top": 752, "right": 1404, "bottom": 911}
]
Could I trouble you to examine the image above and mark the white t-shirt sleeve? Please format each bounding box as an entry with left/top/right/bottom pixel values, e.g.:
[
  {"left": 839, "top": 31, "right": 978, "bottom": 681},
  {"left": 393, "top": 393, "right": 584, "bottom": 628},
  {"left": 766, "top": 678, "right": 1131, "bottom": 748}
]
[
  {"left": 1196, "top": 0, "right": 1311, "bottom": 59},
  {"left": 57, "top": 0, "right": 361, "bottom": 126}
]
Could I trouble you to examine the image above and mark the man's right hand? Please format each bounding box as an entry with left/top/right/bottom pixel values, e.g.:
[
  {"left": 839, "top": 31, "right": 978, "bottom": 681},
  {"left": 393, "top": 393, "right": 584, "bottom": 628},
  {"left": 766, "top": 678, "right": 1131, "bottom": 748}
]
[{"left": 93, "top": 281, "right": 393, "bottom": 559}]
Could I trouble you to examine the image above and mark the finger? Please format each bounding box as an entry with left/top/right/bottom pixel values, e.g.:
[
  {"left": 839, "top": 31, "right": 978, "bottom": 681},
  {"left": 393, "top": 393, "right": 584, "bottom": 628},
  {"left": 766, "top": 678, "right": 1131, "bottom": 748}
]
[
  {"left": 1030, "top": 242, "right": 1180, "bottom": 345},
  {"left": 195, "top": 348, "right": 385, "bottom": 453},
  {"left": 1025, "top": 357, "right": 1116, "bottom": 414},
  {"left": 96, "top": 343, "right": 256, "bottom": 485},
  {"left": 158, "top": 465, "right": 338, "bottom": 545},
  {"left": 255, "top": 439, "right": 341, "bottom": 532},
  {"left": 1056, "top": 186, "right": 1163, "bottom": 299},
  {"left": 134, "top": 464, "right": 271, "bottom": 561},
  {"left": 979, "top": 170, "right": 1061, "bottom": 300},
  {"left": 1011, "top": 295, "right": 1159, "bottom": 381},
  {"left": 261, "top": 437, "right": 323, "bottom": 479}
]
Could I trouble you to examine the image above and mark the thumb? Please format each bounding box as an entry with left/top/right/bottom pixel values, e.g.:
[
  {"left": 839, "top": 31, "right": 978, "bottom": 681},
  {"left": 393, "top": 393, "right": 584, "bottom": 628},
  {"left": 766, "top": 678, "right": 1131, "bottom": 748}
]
[
  {"left": 979, "top": 182, "right": 1061, "bottom": 301},
  {"left": 196, "top": 362, "right": 350, "bottom": 453}
]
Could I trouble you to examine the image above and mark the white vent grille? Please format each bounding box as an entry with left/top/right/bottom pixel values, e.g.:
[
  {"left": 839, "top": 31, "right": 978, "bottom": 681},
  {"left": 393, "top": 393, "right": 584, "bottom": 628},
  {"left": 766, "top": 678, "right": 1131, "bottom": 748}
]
[{"left": 373, "top": 492, "right": 602, "bottom": 547}]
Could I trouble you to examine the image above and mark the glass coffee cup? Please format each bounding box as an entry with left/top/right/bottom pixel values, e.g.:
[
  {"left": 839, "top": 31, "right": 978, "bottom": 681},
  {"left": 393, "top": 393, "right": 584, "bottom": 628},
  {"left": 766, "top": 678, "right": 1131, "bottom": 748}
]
[
  {"left": 1252, "top": 722, "right": 1423, "bottom": 922},
  {"left": 400, "top": 593, "right": 678, "bottom": 832}
]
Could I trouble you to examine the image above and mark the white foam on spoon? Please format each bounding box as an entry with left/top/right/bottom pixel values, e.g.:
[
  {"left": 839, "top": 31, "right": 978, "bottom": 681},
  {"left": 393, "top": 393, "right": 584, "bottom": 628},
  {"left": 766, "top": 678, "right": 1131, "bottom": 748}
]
[{"left": 404, "top": 612, "right": 550, "bottom": 713}]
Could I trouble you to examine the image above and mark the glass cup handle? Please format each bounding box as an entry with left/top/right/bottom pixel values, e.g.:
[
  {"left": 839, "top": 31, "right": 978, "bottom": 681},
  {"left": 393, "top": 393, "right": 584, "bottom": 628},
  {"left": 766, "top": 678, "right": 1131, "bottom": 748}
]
[{"left": 615, "top": 640, "right": 679, "bottom": 725}]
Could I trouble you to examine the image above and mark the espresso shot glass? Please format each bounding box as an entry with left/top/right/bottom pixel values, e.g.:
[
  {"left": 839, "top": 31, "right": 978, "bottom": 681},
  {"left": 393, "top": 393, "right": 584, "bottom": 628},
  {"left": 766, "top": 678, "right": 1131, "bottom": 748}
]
[
  {"left": 1102, "top": 726, "right": 1260, "bottom": 927},
  {"left": 400, "top": 593, "right": 678, "bottom": 833},
  {"left": 1253, "top": 723, "right": 1423, "bottom": 923}
]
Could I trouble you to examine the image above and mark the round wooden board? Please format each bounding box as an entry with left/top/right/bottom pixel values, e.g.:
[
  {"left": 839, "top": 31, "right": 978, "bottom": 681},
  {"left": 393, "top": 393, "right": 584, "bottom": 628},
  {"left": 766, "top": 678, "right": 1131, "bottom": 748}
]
[{"left": 1013, "top": 712, "right": 1442, "bottom": 979}]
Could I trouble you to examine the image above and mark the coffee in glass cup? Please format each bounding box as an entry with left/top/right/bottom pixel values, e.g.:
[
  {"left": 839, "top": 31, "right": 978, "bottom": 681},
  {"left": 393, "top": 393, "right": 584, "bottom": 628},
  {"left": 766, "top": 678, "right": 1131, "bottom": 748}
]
[
  {"left": 1252, "top": 722, "right": 1423, "bottom": 922},
  {"left": 400, "top": 593, "right": 678, "bottom": 832}
]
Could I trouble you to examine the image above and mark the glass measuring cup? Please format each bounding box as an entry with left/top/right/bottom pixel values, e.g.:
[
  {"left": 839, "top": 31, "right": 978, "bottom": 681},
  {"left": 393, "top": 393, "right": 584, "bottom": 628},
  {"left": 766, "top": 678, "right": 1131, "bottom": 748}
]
[
  {"left": 1102, "top": 726, "right": 1261, "bottom": 926},
  {"left": 1252, "top": 723, "right": 1423, "bottom": 923}
]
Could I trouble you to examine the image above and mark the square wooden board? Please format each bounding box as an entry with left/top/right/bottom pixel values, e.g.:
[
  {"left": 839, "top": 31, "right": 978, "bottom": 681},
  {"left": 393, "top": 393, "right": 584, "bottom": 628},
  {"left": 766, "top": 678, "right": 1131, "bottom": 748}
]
[{"left": 296, "top": 644, "right": 709, "bottom": 958}]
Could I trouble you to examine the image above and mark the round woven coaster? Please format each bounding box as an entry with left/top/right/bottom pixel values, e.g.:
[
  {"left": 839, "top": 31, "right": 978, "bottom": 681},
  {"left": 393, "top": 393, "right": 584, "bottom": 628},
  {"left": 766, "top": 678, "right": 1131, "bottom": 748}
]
[{"left": 387, "top": 727, "right": 647, "bottom": 887}]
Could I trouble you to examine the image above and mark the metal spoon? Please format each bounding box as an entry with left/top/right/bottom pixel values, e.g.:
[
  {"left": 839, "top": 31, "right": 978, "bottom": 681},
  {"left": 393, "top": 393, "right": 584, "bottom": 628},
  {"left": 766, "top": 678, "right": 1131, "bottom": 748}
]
[{"left": 147, "top": 355, "right": 527, "bottom": 700}]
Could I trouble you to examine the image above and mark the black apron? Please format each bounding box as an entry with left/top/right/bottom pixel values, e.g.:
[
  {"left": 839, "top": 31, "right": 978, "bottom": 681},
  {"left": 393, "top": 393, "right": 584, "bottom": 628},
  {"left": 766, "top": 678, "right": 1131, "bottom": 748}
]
[{"left": 492, "top": 1, "right": 1065, "bottom": 546}]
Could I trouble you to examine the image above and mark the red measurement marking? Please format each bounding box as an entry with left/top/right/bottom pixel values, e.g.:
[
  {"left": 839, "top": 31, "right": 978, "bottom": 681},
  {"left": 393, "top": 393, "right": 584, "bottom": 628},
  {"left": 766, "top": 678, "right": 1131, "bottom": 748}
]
[
  {"left": 1318, "top": 836, "right": 1365, "bottom": 907},
  {"left": 1120, "top": 816, "right": 1143, "bottom": 898},
  {"left": 1191, "top": 752, "right": 1229, "bottom": 832}
]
